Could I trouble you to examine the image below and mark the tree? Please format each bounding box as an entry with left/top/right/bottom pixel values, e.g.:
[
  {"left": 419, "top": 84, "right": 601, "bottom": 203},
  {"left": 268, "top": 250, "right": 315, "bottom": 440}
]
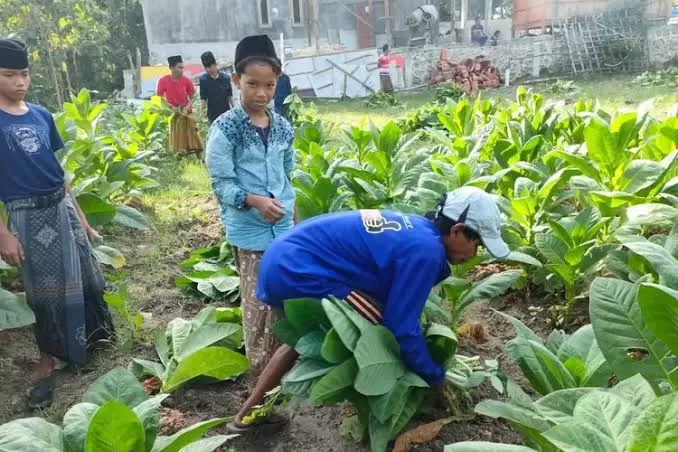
[{"left": 0, "top": 0, "right": 147, "bottom": 110}]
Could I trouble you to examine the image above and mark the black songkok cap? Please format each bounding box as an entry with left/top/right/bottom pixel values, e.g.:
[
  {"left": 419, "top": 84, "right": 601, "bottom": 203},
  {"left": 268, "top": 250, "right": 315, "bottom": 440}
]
[
  {"left": 201, "top": 51, "right": 217, "bottom": 67},
  {"left": 167, "top": 55, "right": 183, "bottom": 67},
  {"left": 0, "top": 39, "right": 29, "bottom": 70},
  {"left": 234, "top": 35, "right": 278, "bottom": 67}
]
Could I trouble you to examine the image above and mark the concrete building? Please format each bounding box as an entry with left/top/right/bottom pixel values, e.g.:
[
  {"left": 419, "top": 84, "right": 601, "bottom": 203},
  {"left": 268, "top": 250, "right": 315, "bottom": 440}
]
[{"left": 140, "top": 0, "right": 441, "bottom": 64}]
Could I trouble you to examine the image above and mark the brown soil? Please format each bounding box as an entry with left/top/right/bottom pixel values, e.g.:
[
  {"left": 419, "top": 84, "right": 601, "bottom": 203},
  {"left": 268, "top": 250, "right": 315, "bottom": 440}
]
[{"left": 0, "top": 194, "right": 583, "bottom": 451}]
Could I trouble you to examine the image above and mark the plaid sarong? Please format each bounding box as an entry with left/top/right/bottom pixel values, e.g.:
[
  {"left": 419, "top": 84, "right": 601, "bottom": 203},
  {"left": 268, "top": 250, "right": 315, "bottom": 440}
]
[
  {"left": 5, "top": 188, "right": 113, "bottom": 365},
  {"left": 169, "top": 112, "right": 204, "bottom": 156}
]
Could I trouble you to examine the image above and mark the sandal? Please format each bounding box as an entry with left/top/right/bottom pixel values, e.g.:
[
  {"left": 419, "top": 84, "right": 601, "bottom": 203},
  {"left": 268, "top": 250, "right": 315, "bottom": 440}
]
[
  {"left": 226, "top": 413, "right": 288, "bottom": 433},
  {"left": 28, "top": 376, "right": 55, "bottom": 409}
]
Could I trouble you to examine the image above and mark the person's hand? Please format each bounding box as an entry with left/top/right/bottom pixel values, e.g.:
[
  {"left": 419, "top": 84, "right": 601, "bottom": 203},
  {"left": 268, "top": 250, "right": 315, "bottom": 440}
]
[
  {"left": 431, "top": 383, "right": 446, "bottom": 410},
  {"left": 249, "top": 196, "right": 284, "bottom": 224},
  {"left": 0, "top": 231, "right": 24, "bottom": 265},
  {"left": 85, "top": 226, "right": 100, "bottom": 243}
]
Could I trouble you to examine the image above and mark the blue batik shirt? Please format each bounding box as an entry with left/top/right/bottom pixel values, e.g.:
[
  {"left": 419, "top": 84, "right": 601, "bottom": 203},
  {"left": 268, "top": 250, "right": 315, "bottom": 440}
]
[
  {"left": 0, "top": 103, "right": 65, "bottom": 202},
  {"left": 205, "top": 107, "right": 296, "bottom": 251}
]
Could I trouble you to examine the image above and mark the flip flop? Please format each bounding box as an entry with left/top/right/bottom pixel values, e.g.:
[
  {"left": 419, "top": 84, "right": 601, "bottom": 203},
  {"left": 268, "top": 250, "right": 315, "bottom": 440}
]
[
  {"left": 28, "top": 376, "right": 55, "bottom": 409},
  {"left": 226, "top": 413, "right": 288, "bottom": 433}
]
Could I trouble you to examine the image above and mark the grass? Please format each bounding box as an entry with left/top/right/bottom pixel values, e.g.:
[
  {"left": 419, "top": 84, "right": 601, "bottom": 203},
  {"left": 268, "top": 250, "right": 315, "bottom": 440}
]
[{"left": 314, "top": 74, "right": 677, "bottom": 127}]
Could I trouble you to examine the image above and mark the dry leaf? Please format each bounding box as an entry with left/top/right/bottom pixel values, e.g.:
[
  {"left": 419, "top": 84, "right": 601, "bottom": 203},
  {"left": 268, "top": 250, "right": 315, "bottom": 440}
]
[{"left": 393, "top": 417, "right": 456, "bottom": 452}]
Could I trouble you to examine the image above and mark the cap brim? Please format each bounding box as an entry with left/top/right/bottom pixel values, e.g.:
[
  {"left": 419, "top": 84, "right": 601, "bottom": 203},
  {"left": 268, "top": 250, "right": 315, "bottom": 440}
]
[{"left": 482, "top": 236, "right": 510, "bottom": 259}]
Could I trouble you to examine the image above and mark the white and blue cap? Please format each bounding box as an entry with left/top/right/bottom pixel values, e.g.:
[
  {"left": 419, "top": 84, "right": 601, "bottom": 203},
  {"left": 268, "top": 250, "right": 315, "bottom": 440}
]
[{"left": 436, "top": 186, "right": 510, "bottom": 259}]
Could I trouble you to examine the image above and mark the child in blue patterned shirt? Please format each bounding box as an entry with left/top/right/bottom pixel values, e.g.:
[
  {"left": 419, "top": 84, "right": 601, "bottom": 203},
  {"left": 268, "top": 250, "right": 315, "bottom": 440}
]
[{"left": 205, "top": 35, "right": 296, "bottom": 381}]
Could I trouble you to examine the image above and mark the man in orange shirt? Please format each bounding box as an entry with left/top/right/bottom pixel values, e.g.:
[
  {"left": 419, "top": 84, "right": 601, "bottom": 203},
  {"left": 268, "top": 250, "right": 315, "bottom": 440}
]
[{"left": 157, "top": 55, "right": 203, "bottom": 157}]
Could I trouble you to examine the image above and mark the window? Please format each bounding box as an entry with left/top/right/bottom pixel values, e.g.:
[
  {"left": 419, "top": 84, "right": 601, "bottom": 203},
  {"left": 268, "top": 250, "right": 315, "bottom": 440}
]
[
  {"left": 290, "top": 0, "right": 305, "bottom": 27},
  {"left": 257, "top": 0, "right": 272, "bottom": 27}
]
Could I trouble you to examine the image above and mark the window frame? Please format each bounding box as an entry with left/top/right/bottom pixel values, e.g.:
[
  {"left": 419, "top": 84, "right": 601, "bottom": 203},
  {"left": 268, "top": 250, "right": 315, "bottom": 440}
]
[
  {"left": 289, "top": 0, "right": 305, "bottom": 27},
  {"left": 257, "top": 0, "right": 273, "bottom": 28}
]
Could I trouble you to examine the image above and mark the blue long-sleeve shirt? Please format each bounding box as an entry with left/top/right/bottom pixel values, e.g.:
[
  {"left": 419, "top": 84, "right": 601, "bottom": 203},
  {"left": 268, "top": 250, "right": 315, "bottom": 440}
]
[
  {"left": 256, "top": 210, "right": 451, "bottom": 385},
  {"left": 205, "top": 107, "right": 296, "bottom": 251}
]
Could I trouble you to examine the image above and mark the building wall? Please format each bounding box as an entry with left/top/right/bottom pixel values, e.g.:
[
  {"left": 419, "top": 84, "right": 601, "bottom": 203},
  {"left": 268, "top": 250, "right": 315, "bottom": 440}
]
[{"left": 142, "top": 0, "right": 441, "bottom": 64}]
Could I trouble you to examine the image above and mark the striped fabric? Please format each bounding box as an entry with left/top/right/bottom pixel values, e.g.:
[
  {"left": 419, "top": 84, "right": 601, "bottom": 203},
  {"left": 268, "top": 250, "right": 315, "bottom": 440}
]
[{"left": 345, "top": 290, "right": 384, "bottom": 325}]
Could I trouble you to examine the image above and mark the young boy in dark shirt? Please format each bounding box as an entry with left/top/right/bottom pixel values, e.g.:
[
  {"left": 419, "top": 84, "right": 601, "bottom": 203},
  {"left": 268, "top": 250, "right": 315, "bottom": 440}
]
[
  {"left": 0, "top": 39, "right": 113, "bottom": 408},
  {"left": 199, "top": 51, "right": 233, "bottom": 124}
]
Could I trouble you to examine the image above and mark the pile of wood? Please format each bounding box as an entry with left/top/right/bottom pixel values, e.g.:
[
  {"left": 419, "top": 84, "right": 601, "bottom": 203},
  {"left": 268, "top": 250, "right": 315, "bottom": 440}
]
[{"left": 429, "top": 54, "right": 503, "bottom": 94}]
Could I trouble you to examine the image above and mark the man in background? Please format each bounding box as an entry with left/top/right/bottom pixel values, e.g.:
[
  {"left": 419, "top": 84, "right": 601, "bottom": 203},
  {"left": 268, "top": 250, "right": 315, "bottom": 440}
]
[
  {"left": 157, "top": 55, "right": 203, "bottom": 157},
  {"left": 471, "top": 16, "right": 489, "bottom": 46},
  {"left": 273, "top": 71, "right": 292, "bottom": 118},
  {"left": 199, "top": 51, "right": 233, "bottom": 124}
]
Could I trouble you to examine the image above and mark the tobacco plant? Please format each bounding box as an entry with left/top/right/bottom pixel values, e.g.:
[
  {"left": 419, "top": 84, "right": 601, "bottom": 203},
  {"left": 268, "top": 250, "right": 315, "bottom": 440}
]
[
  {"left": 0, "top": 368, "right": 234, "bottom": 452},
  {"left": 273, "top": 297, "right": 490, "bottom": 452},
  {"left": 129, "top": 305, "right": 247, "bottom": 393}
]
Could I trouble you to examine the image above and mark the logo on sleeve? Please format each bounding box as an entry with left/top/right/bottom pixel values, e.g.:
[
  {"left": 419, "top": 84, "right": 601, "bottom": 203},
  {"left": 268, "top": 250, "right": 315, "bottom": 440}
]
[{"left": 360, "top": 209, "right": 402, "bottom": 234}]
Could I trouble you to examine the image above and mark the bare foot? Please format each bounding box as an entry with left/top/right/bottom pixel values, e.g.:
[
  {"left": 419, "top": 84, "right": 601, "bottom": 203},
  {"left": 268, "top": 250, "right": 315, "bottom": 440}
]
[{"left": 31, "top": 353, "right": 55, "bottom": 381}]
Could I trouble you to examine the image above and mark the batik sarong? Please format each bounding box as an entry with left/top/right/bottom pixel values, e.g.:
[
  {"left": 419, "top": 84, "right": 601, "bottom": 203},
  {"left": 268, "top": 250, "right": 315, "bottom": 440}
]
[
  {"left": 169, "top": 112, "right": 204, "bottom": 156},
  {"left": 234, "top": 248, "right": 282, "bottom": 381},
  {"left": 5, "top": 188, "right": 113, "bottom": 365}
]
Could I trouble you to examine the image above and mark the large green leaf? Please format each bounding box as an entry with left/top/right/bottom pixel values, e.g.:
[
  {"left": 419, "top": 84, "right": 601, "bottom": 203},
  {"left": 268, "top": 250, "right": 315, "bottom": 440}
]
[
  {"left": 151, "top": 418, "right": 225, "bottom": 452},
  {"left": 457, "top": 270, "right": 523, "bottom": 316},
  {"left": 175, "top": 323, "right": 242, "bottom": 361},
  {"left": 622, "top": 241, "right": 678, "bottom": 289},
  {"left": 322, "top": 298, "right": 360, "bottom": 351},
  {"left": 542, "top": 421, "right": 618, "bottom": 452},
  {"left": 535, "top": 233, "right": 568, "bottom": 265},
  {"left": 162, "top": 347, "right": 249, "bottom": 393},
  {"left": 295, "top": 330, "right": 325, "bottom": 360},
  {"left": 584, "top": 119, "right": 618, "bottom": 181},
  {"left": 283, "top": 359, "right": 336, "bottom": 384},
  {"left": 321, "top": 328, "right": 352, "bottom": 364},
  {"left": 310, "top": 358, "right": 358, "bottom": 405},
  {"left": 542, "top": 391, "right": 638, "bottom": 451},
  {"left": 272, "top": 318, "right": 301, "bottom": 347},
  {"left": 176, "top": 435, "right": 236, "bottom": 452},
  {"left": 610, "top": 374, "right": 656, "bottom": 411},
  {"left": 129, "top": 359, "right": 165, "bottom": 380},
  {"left": 0, "top": 289, "right": 35, "bottom": 330},
  {"left": 534, "top": 388, "right": 598, "bottom": 424},
  {"left": 638, "top": 283, "right": 678, "bottom": 357},
  {"left": 369, "top": 413, "right": 392, "bottom": 452},
  {"left": 168, "top": 319, "right": 192, "bottom": 361},
  {"left": 589, "top": 277, "right": 678, "bottom": 391},
  {"left": 113, "top": 205, "right": 151, "bottom": 229},
  {"left": 77, "top": 193, "right": 117, "bottom": 226},
  {"left": 628, "top": 392, "right": 678, "bottom": 452},
  {"left": 82, "top": 368, "right": 148, "bottom": 408},
  {"left": 474, "top": 399, "right": 551, "bottom": 433},
  {"left": 85, "top": 401, "right": 145, "bottom": 452},
  {"left": 506, "top": 337, "right": 577, "bottom": 396},
  {"left": 444, "top": 443, "right": 536, "bottom": 452},
  {"left": 63, "top": 403, "right": 99, "bottom": 452},
  {"left": 353, "top": 326, "right": 406, "bottom": 396},
  {"left": 389, "top": 388, "right": 426, "bottom": 436},
  {"left": 426, "top": 323, "right": 458, "bottom": 364},
  {"left": 623, "top": 203, "right": 678, "bottom": 228},
  {"left": 284, "top": 298, "right": 328, "bottom": 336},
  {"left": 0, "top": 418, "right": 64, "bottom": 452},
  {"left": 133, "top": 395, "right": 169, "bottom": 452}
]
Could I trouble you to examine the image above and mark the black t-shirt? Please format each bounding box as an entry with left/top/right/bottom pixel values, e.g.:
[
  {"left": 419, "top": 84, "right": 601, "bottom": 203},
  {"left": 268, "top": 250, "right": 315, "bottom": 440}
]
[{"left": 199, "top": 72, "right": 233, "bottom": 121}]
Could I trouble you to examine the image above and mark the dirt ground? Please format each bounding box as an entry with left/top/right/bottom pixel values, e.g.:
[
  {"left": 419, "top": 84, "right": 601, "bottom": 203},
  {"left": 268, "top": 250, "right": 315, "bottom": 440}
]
[{"left": 0, "top": 193, "right": 580, "bottom": 451}]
